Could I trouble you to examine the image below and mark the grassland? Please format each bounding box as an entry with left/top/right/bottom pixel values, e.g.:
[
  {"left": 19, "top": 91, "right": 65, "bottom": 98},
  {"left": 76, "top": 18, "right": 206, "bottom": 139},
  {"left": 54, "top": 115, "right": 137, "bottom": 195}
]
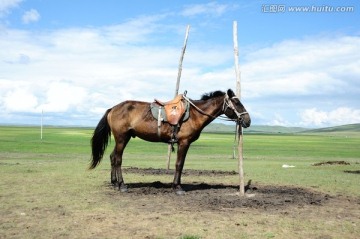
[
  {"left": 1, "top": 125, "right": 358, "bottom": 196},
  {"left": 0, "top": 125, "right": 359, "bottom": 238}
]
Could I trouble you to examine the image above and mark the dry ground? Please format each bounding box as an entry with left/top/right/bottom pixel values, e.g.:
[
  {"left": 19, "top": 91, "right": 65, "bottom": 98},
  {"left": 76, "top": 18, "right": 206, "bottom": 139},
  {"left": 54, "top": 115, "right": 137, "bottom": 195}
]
[{"left": 2, "top": 167, "right": 359, "bottom": 239}]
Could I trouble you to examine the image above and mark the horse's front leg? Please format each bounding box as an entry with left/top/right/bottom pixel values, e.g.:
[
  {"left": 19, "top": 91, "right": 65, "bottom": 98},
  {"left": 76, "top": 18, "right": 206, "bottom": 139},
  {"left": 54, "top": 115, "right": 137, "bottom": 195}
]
[{"left": 173, "top": 142, "right": 190, "bottom": 195}]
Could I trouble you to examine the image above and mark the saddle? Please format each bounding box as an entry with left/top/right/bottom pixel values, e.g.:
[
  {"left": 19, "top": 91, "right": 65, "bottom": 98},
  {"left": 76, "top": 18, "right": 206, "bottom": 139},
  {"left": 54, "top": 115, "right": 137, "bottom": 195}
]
[
  {"left": 154, "top": 95, "right": 186, "bottom": 125},
  {"left": 150, "top": 94, "right": 190, "bottom": 144},
  {"left": 151, "top": 94, "right": 189, "bottom": 126}
]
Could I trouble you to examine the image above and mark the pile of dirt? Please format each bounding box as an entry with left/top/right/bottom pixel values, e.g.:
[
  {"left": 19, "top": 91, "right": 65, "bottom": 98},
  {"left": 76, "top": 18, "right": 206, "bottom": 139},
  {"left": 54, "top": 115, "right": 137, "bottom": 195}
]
[
  {"left": 312, "top": 161, "right": 350, "bottom": 166},
  {"left": 344, "top": 170, "right": 360, "bottom": 174}
]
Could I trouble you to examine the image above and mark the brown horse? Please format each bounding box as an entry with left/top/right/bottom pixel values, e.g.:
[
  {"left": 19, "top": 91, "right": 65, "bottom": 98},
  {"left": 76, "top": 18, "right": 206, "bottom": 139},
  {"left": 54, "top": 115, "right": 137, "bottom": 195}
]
[{"left": 90, "top": 89, "right": 251, "bottom": 194}]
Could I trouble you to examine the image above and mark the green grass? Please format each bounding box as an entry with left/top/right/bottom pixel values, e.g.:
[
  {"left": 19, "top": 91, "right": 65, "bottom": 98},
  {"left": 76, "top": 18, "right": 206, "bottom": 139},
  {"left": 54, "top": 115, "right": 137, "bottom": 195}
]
[
  {"left": 0, "top": 126, "right": 91, "bottom": 154},
  {"left": 1, "top": 126, "right": 359, "bottom": 196}
]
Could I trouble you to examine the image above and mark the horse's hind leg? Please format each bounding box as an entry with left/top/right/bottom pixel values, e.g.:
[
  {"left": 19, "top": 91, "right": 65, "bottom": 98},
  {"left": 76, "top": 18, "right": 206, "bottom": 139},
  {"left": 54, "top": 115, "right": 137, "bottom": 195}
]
[
  {"left": 110, "top": 135, "right": 130, "bottom": 192},
  {"left": 110, "top": 150, "right": 117, "bottom": 185}
]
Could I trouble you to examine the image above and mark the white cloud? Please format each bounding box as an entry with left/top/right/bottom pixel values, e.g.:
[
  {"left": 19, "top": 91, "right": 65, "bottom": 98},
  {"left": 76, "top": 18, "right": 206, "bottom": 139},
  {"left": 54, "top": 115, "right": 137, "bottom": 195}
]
[
  {"left": 102, "top": 14, "right": 169, "bottom": 45},
  {"left": 242, "top": 36, "right": 360, "bottom": 99},
  {"left": 181, "top": 2, "right": 231, "bottom": 17},
  {"left": 300, "top": 107, "right": 360, "bottom": 127},
  {"left": 22, "top": 9, "right": 40, "bottom": 24},
  {"left": 238, "top": 35, "right": 360, "bottom": 127},
  {"left": 3, "top": 88, "right": 38, "bottom": 112},
  {"left": 39, "top": 82, "right": 87, "bottom": 112},
  {"left": 0, "top": 0, "right": 22, "bottom": 17},
  {"left": 267, "top": 113, "right": 290, "bottom": 127}
]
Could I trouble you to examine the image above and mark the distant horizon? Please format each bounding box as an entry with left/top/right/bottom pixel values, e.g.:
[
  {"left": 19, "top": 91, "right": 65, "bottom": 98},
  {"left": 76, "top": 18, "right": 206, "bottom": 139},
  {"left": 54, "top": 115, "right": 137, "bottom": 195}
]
[{"left": 1, "top": 122, "right": 359, "bottom": 130}]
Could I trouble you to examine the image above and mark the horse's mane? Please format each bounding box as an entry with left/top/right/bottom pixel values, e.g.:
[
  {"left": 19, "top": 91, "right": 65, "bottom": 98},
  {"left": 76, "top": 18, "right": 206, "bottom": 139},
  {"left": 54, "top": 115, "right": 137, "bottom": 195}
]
[{"left": 200, "top": 90, "right": 225, "bottom": 101}]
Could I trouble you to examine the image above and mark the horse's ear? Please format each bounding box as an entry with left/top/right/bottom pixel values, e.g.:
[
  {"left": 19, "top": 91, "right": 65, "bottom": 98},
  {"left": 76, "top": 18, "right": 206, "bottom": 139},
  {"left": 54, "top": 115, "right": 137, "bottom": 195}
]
[{"left": 227, "top": 89, "right": 235, "bottom": 97}]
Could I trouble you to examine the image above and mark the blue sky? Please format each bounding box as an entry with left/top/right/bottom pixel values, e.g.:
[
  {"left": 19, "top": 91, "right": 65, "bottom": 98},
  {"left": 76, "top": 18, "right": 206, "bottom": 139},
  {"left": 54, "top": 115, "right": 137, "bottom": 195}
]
[{"left": 0, "top": 0, "right": 359, "bottom": 127}]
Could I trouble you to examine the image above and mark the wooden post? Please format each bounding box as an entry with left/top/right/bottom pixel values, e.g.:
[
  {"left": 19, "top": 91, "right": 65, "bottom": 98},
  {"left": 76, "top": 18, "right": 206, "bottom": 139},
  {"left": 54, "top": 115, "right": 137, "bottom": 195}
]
[
  {"left": 166, "top": 145, "right": 172, "bottom": 170},
  {"left": 233, "top": 21, "right": 245, "bottom": 196},
  {"left": 175, "top": 25, "right": 190, "bottom": 96},
  {"left": 238, "top": 125, "right": 245, "bottom": 196},
  {"left": 167, "top": 25, "right": 190, "bottom": 170},
  {"left": 233, "top": 21, "right": 241, "bottom": 98}
]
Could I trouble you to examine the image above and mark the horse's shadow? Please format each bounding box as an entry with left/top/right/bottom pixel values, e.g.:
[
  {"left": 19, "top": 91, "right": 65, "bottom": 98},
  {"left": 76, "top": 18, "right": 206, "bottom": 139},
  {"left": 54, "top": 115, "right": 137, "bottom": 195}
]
[{"left": 124, "top": 181, "right": 254, "bottom": 192}]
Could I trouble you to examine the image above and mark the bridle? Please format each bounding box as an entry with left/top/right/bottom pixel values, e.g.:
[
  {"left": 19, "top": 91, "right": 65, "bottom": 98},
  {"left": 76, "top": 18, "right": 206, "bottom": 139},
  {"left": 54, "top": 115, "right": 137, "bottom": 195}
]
[
  {"left": 182, "top": 93, "right": 248, "bottom": 122},
  {"left": 222, "top": 94, "right": 249, "bottom": 123}
]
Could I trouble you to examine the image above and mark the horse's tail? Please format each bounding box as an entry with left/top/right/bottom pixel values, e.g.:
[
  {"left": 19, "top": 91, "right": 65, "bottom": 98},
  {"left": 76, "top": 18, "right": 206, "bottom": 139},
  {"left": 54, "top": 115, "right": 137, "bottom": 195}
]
[{"left": 89, "top": 109, "right": 112, "bottom": 169}]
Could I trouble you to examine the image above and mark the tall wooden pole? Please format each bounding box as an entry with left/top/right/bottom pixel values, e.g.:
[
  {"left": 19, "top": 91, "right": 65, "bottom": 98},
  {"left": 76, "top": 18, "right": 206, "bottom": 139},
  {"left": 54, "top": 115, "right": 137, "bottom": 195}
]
[
  {"left": 167, "top": 25, "right": 190, "bottom": 170},
  {"left": 174, "top": 25, "right": 190, "bottom": 96},
  {"left": 233, "top": 21, "right": 245, "bottom": 196}
]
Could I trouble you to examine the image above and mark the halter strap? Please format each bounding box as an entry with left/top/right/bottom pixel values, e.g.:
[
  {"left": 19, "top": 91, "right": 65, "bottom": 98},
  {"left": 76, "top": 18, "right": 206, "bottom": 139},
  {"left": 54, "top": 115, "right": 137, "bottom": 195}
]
[
  {"left": 223, "top": 95, "right": 248, "bottom": 119},
  {"left": 182, "top": 94, "right": 247, "bottom": 122}
]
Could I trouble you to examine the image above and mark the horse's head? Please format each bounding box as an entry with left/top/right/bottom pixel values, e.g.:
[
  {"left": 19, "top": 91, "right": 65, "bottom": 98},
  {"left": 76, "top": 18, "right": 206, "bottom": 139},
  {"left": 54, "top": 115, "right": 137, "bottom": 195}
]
[{"left": 223, "top": 89, "right": 251, "bottom": 128}]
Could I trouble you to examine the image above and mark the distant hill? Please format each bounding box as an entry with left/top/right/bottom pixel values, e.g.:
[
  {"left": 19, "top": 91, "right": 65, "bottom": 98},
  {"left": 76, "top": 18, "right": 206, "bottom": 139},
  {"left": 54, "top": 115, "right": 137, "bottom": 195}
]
[
  {"left": 203, "top": 123, "right": 236, "bottom": 133},
  {"left": 203, "top": 123, "right": 360, "bottom": 135},
  {"left": 302, "top": 123, "right": 360, "bottom": 133},
  {"left": 243, "top": 125, "right": 308, "bottom": 134},
  {"left": 203, "top": 123, "right": 308, "bottom": 134}
]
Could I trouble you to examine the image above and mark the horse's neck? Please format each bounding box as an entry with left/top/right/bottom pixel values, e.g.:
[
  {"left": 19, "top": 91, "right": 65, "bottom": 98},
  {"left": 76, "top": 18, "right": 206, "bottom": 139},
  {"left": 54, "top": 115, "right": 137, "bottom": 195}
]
[{"left": 192, "top": 96, "right": 224, "bottom": 123}]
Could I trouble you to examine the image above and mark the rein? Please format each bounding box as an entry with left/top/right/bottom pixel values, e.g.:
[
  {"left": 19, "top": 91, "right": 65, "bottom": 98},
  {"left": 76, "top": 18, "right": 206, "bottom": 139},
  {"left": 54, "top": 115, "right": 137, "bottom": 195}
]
[{"left": 182, "top": 94, "right": 247, "bottom": 122}]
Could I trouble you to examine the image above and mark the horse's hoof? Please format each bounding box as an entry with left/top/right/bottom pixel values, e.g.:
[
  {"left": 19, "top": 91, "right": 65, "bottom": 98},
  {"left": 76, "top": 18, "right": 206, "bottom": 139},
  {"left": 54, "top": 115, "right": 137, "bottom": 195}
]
[
  {"left": 112, "top": 181, "right": 119, "bottom": 188},
  {"left": 119, "top": 185, "right": 128, "bottom": 193}
]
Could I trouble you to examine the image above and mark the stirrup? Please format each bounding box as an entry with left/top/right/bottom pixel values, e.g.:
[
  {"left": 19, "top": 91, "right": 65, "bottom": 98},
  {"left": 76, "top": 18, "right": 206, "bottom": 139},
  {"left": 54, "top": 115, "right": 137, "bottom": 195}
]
[{"left": 168, "top": 138, "right": 178, "bottom": 144}]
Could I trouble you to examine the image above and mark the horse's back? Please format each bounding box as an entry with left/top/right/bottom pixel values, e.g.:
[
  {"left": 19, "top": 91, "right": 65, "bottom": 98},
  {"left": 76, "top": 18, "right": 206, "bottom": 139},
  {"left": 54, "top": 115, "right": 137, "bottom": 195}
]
[
  {"left": 107, "top": 100, "right": 156, "bottom": 135},
  {"left": 108, "top": 100, "right": 149, "bottom": 120}
]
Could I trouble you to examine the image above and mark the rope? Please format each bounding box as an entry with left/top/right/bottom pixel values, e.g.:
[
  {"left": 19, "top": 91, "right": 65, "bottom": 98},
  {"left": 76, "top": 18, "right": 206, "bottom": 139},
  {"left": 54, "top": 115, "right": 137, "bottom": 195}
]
[
  {"left": 182, "top": 95, "right": 218, "bottom": 119},
  {"left": 182, "top": 94, "right": 247, "bottom": 122}
]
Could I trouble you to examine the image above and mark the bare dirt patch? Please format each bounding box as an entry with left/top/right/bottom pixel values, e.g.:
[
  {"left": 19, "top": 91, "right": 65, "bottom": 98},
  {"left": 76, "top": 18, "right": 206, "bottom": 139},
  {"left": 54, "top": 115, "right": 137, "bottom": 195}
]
[
  {"left": 344, "top": 170, "right": 360, "bottom": 174},
  {"left": 94, "top": 167, "right": 360, "bottom": 238},
  {"left": 107, "top": 167, "right": 339, "bottom": 211},
  {"left": 312, "top": 160, "right": 351, "bottom": 166}
]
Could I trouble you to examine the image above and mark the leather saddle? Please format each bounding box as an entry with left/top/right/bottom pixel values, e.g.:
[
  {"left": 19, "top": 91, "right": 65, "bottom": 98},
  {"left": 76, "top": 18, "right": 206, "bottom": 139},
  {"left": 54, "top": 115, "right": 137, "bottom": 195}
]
[{"left": 150, "top": 94, "right": 189, "bottom": 126}]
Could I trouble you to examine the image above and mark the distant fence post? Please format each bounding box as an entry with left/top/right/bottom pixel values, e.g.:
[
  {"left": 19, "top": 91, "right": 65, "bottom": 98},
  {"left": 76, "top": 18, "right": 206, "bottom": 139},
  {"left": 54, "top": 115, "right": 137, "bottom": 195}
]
[{"left": 41, "top": 109, "right": 43, "bottom": 140}]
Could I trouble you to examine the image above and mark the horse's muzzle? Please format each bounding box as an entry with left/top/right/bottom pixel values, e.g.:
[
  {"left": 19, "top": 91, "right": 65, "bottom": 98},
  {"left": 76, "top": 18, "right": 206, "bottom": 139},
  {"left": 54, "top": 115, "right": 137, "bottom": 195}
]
[{"left": 239, "top": 115, "right": 251, "bottom": 128}]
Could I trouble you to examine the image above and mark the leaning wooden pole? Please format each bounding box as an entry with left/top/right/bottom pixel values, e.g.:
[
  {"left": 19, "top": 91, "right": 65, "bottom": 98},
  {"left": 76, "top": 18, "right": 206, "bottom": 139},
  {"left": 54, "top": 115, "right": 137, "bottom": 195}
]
[
  {"left": 175, "top": 25, "right": 190, "bottom": 96},
  {"left": 167, "top": 25, "right": 190, "bottom": 170},
  {"left": 233, "top": 21, "right": 245, "bottom": 196}
]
